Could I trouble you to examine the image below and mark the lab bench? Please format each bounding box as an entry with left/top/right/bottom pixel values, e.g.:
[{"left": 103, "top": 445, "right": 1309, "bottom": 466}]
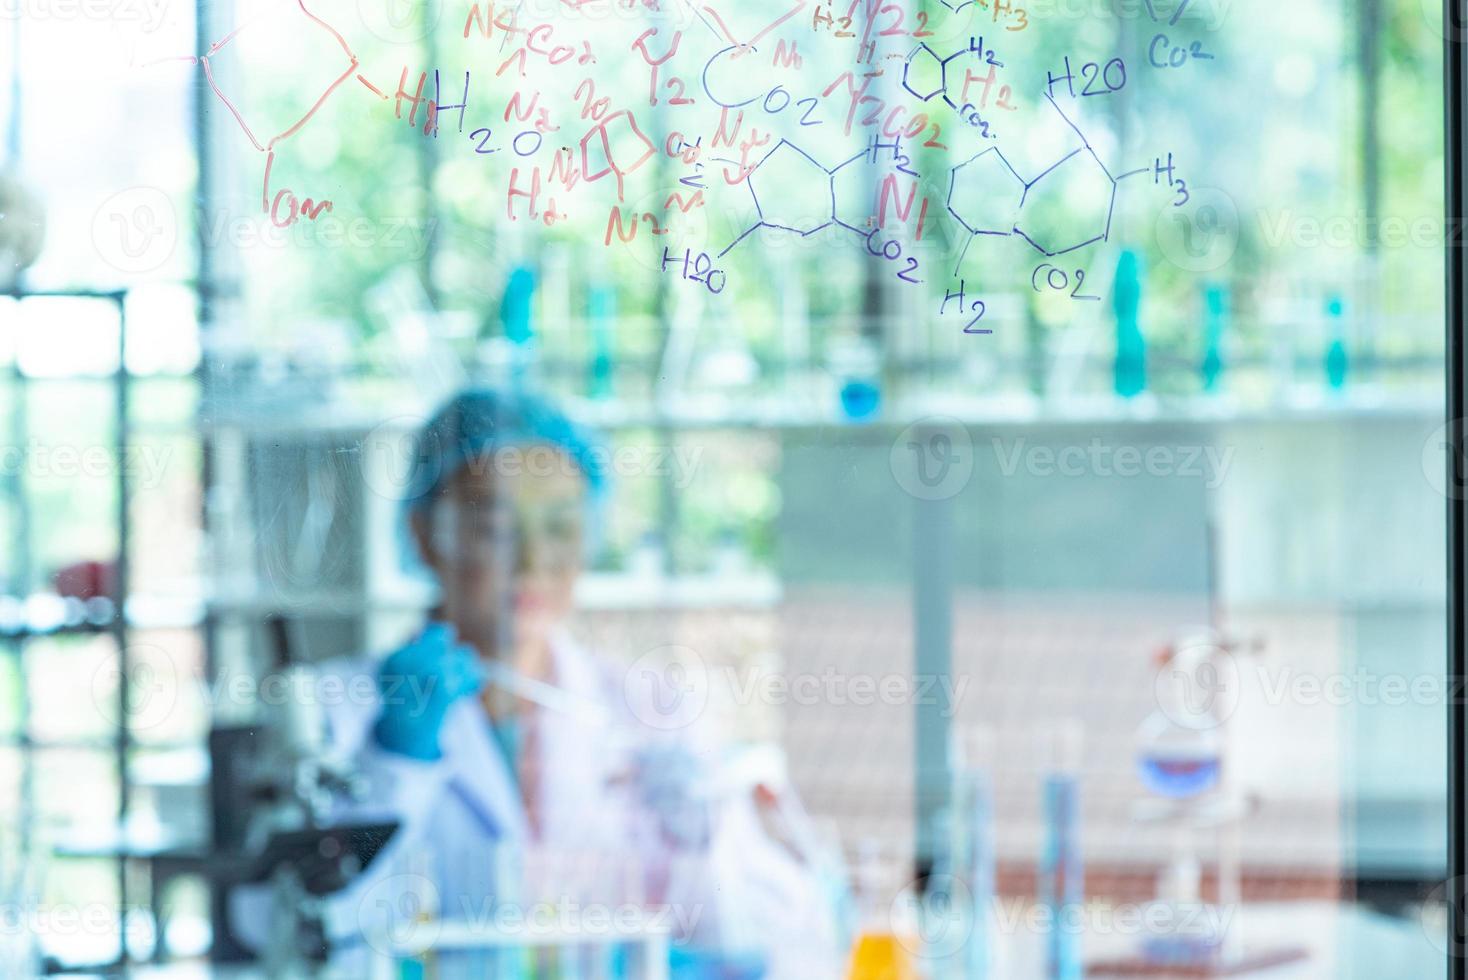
[{"left": 85, "top": 901, "right": 1441, "bottom": 979}]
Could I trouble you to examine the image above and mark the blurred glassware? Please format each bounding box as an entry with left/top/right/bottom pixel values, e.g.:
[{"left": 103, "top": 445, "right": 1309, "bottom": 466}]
[{"left": 0, "top": 175, "right": 45, "bottom": 290}]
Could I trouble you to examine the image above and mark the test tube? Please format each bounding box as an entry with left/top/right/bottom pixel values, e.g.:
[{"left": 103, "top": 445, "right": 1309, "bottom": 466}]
[
  {"left": 1037, "top": 721, "right": 1084, "bottom": 980},
  {"left": 958, "top": 726, "right": 996, "bottom": 980}
]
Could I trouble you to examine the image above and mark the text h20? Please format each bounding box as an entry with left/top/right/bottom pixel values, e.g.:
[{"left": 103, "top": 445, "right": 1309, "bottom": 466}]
[
  {"left": 662, "top": 247, "right": 727, "bottom": 293},
  {"left": 1046, "top": 56, "right": 1126, "bottom": 99}
]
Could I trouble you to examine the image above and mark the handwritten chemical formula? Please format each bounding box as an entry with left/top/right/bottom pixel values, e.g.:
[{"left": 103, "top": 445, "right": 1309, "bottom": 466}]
[{"left": 154, "top": 0, "right": 1220, "bottom": 336}]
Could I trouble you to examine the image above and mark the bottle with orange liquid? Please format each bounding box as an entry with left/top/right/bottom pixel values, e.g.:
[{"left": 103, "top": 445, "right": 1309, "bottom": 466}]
[{"left": 845, "top": 842, "right": 920, "bottom": 980}]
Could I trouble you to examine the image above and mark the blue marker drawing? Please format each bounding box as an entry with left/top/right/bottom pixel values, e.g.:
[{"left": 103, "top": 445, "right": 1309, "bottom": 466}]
[
  {"left": 947, "top": 93, "right": 1149, "bottom": 273},
  {"left": 717, "top": 139, "right": 838, "bottom": 257},
  {"left": 902, "top": 36, "right": 1006, "bottom": 108}
]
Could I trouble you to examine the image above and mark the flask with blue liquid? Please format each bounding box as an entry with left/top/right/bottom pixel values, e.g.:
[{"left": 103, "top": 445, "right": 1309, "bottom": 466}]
[
  {"left": 1131, "top": 634, "right": 1235, "bottom": 967},
  {"left": 1136, "top": 643, "right": 1225, "bottom": 800}
]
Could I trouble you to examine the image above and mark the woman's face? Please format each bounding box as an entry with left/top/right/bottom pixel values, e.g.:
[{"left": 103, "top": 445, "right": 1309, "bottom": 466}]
[{"left": 414, "top": 444, "right": 586, "bottom": 663}]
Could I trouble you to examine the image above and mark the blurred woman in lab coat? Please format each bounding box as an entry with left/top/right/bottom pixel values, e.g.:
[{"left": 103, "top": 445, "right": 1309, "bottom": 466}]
[{"left": 242, "top": 387, "right": 845, "bottom": 978}]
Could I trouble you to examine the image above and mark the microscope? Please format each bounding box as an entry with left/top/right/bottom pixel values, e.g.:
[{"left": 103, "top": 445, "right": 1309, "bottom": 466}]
[{"left": 212, "top": 616, "right": 398, "bottom": 977}]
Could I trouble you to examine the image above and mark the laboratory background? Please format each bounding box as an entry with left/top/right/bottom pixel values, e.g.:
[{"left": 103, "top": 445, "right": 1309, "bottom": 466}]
[{"left": 0, "top": 0, "right": 1457, "bottom": 975}]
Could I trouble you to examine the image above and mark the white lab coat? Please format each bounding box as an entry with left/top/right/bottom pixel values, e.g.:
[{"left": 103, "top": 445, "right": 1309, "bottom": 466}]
[{"left": 233, "top": 627, "right": 843, "bottom": 978}]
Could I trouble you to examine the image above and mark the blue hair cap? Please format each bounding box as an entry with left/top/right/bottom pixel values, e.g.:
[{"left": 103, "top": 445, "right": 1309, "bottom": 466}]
[{"left": 401, "top": 386, "right": 607, "bottom": 517}]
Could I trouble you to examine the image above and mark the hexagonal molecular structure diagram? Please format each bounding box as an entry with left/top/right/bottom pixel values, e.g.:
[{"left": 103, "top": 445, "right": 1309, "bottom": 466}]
[
  {"left": 203, "top": 0, "right": 360, "bottom": 152},
  {"left": 939, "top": 46, "right": 992, "bottom": 107},
  {"left": 902, "top": 45, "right": 946, "bottom": 102},
  {"left": 1014, "top": 147, "right": 1117, "bottom": 256},
  {"left": 746, "top": 140, "right": 835, "bottom": 236},
  {"left": 947, "top": 148, "right": 1024, "bottom": 237}
]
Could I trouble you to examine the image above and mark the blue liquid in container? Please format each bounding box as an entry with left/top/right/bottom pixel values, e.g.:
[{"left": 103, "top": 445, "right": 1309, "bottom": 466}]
[
  {"left": 1039, "top": 774, "right": 1082, "bottom": 980},
  {"left": 1136, "top": 754, "right": 1221, "bottom": 798},
  {"left": 840, "top": 379, "right": 881, "bottom": 420}
]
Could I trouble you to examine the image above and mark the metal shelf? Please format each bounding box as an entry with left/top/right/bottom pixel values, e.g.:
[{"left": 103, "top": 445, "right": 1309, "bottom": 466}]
[{"left": 0, "top": 286, "right": 141, "bottom": 971}]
